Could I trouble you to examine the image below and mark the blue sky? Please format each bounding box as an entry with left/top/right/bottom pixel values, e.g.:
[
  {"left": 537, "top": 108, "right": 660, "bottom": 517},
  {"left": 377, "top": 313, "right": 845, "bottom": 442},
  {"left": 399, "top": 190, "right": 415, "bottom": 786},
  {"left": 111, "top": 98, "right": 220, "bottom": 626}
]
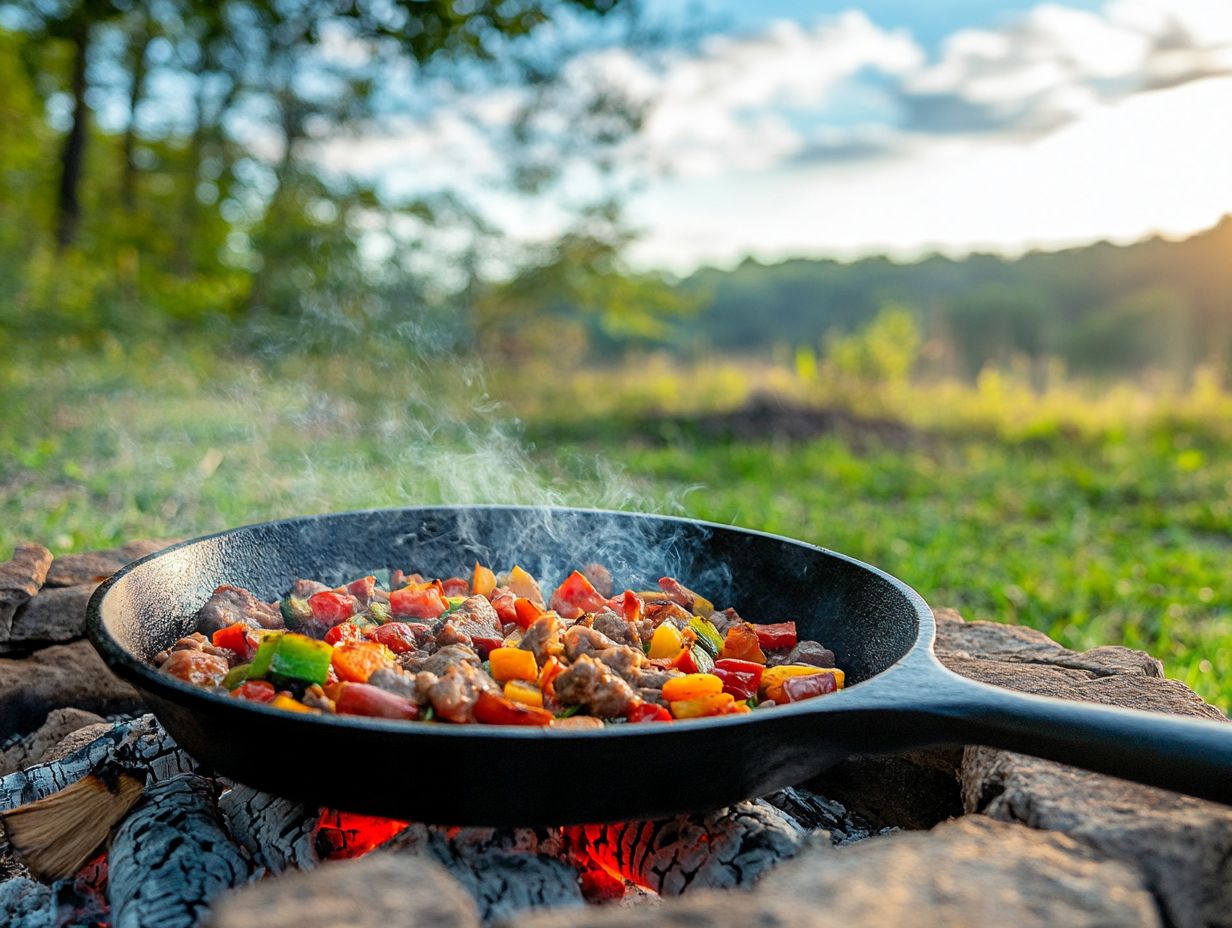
[{"left": 314, "top": 0, "right": 1232, "bottom": 273}]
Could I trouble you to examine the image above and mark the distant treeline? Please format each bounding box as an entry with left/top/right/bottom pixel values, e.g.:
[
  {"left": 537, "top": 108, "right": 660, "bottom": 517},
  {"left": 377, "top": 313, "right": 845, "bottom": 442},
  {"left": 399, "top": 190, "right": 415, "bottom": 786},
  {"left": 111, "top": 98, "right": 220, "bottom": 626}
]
[{"left": 669, "top": 220, "right": 1232, "bottom": 380}]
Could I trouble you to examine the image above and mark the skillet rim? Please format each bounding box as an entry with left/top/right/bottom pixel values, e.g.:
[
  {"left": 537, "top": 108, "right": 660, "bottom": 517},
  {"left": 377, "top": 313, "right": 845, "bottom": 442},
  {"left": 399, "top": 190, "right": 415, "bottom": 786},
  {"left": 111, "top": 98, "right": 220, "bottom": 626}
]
[{"left": 86, "top": 505, "right": 937, "bottom": 741}]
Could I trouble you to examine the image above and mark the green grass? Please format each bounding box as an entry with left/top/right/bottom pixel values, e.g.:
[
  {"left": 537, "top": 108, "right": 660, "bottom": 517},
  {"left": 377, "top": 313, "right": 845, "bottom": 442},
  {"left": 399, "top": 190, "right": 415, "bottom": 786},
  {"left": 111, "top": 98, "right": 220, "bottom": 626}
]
[{"left": 2, "top": 342, "right": 1228, "bottom": 711}]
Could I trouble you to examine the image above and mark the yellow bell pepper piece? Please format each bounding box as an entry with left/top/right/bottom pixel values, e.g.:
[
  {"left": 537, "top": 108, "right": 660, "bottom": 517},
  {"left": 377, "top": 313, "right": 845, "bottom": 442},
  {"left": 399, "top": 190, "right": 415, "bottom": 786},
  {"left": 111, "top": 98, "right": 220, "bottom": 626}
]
[
  {"left": 489, "top": 647, "right": 538, "bottom": 682},
  {"left": 760, "top": 665, "right": 845, "bottom": 703},
  {"left": 270, "top": 694, "right": 318, "bottom": 713},
  {"left": 647, "top": 622, "right": 684, "bottom": 659},
  {"left": 662, "top": 673, "right": 723, "bottom": 702},
  {"left": 504, "top": 679, "right": 544, "bottom": 708},
  {"left": 670, "top": 693, "right": 735, "bottom": 719},
  {"left": 472, "top": 563, "right": 496, "bottom": 597},
  {"left": 507, "top": 565, "right": 544, "bottom": 605},
  {"left": 690, "top": 593, "right": 715, "bottom": 618}
]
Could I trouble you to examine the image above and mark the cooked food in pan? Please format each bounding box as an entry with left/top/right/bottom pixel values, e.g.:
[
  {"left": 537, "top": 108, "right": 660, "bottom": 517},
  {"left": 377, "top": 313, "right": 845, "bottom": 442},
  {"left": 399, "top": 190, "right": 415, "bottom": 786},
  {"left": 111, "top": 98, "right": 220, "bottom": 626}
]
[{"left": 154, "top": 563, "right": 843, "bottom": 726}]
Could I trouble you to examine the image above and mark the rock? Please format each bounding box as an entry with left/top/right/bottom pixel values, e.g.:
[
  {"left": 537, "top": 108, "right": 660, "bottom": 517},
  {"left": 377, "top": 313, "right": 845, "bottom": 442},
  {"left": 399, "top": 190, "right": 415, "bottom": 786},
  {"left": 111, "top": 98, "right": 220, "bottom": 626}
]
[
  {"left": 509, "top": 816, "right": 1159, "bottom": 928},
  {"left": 0, "top": 640, "right": 144, "bottom": 740},
  {"left": 43, "top": 540, "right": 174, "bottom": 588},
  {"left": 1, "top": 583, "right": 100, "bottom": 650},
  {"left": 205, "top": 852, "right": 480, "bottom": 928},
  {"left": 41, "top": 721, "right": 115, "bottom": 764},
  {"left": 936, "top": 608, "right": 1232, "bottom": 928},
  {"left": 0, "top": 708, "right": 106, "bottom": 776},
  {"left": 0, "top": 545, "right": 52, "bottom": 638}
]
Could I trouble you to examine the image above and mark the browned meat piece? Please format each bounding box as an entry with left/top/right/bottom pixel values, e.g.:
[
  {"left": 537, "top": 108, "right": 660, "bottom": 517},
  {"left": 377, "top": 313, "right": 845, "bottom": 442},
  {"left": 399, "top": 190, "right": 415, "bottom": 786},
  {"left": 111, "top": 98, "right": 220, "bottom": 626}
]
[
  {"left": 368, "top": 667, "right": 418, "bottom": 699},
  {"left": 433, "top": 594, "right": 503, "bottom": 651},
  {"left": 592, "top": 609, "right": 641, "bottom": 650},
  {"left": 581, "top": 563, "right": 613, "bottom": 598},
  {"left": 594, "top": 644, "right": 643, "bottom": 683},
  {"left": 638, "top": 687, "right": 669, "bottom": 708},
  {"left": 501, "top": 621, "right": 520, "bottom": 638},
  {"left": 634, "top": 667, "right": 681, "bottom": 689},
  {"left": 434, "top": 621, "right": 472, "bottom": 650},
  {"left": 290, "top": 578, "right": 330, "bottom": 599},
  {"left": 427, "top": 663, "right": 500, "bottom": 723},
  {"left": 784, "top": 640, "right": 836, "bottom": 668},
  {"left": 302, "top": 684, "right": 335, "bottom": 712},
  {"left": 519, "top": 613, "right": 563, "bottom": 665},
  {"left": 553, "top": 655, "right": 636, "bottom": 718},
  {"left": 635, "top": 601, "right": 692, "bottom": 643},
  {"left": 195, "top": 585, "right": 284, "bottom": 635},
  {"left": 423, "top": 644, "right": 480, "bottom": 677},
  {"left": 413, "top": 671, "right": 439, "bottom": 704},
  {"left": 397, "top": 649, "right": 432, "bottom": 674},
  {"left": 153, "top": 632, "right": 234, "bottom": 666},
  {"left": 562, "top": 624, "right": 618, "bottom": 662},
  {"left": 658, "top": 577, "right": 712, "bottom": 615},
  {"left": 503, "top": 629, "right": 524, "bottom": 648},
  {"left": 159, "top": 649, "right": 229, "bottom": 687},
  {"left": 708, "top": 607, "right": 742, "bottom": 635}
]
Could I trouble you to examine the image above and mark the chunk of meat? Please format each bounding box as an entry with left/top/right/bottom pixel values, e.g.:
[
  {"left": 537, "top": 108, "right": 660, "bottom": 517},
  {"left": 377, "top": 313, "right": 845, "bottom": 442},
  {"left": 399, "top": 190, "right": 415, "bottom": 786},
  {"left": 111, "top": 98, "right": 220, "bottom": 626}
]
[
  {"left": 581, "top": 563, "right": 613, "bottom": 598},
  {"left": 519, "top": 613, "right": 563, "bottom": 665},
  {"left": 396, "top": 649, "right": 432, "bottom": 674},
  {"left": 592, "top": 609, "right": 641, "bottom": 650},
  {"left": 290, "top": 578, "right": 330, "bottom": 599},
  {"left": 708, "top": 607, "right": 742, "bottom": 636},
  {"left": 368, "top": 667, "right": 419, "bottom": 700},
  {"left": 427, "top": 663, "right": 500, "bottom": 723},
  {"left": 553, "top": 655, "right": 637, "bottom": 718},
  {"left": 160, "top": 649, "right": 229, "bottom": 687},
  {"left": 783, "top": 640, "right": 836, "bottom": 668},
  {"left": 422, "top": 644, "right": 480, "bottom": 677},
  {"left": 635, "top": 601, "right": 692, "bottom": 643},
  {"left": 637, "top": 687, "right": 669, "bottom": 708},
  {"left": 594, "top": 645, "right": 643, "bottom": 683},
  {"left": 562, "top": 624, "right": 618, "bottom": 662},
  {"left": 153, "top": 632, "right": 234, "bottom": 666},
  {"left": 433, "top": 594, "right": 504, "bottom": 654},
  {"left": 195, "top": 585, "right": 284, "bottom": 635}
]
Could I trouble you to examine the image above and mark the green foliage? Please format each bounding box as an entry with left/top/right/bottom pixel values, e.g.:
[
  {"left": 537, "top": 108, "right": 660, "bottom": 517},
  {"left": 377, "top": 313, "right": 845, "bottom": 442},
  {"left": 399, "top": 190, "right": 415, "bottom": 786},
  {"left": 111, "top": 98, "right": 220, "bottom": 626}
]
[{"left": 822, "top": 303, "right": 920, "bottom": 386}]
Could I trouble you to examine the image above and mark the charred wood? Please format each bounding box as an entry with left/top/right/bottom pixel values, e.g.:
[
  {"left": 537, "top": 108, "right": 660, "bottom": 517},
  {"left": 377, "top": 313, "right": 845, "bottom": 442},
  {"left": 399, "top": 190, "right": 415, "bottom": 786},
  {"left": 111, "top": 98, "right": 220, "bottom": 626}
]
[
  {"left": 762, "top": 785, "right": 891, "bottom": 845},
  {"left": 108, "top": 774, "right": 252, "bottom": 928},
  {"left": 217, "top": 784, "right": 319, "bottom": 875}
]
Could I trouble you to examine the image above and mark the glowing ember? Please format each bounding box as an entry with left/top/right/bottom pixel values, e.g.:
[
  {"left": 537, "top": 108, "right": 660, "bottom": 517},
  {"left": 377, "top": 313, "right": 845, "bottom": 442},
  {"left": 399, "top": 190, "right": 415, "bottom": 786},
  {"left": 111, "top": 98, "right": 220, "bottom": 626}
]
[{"left": 315, "top": 810, "right": 410, "bottom": 860}]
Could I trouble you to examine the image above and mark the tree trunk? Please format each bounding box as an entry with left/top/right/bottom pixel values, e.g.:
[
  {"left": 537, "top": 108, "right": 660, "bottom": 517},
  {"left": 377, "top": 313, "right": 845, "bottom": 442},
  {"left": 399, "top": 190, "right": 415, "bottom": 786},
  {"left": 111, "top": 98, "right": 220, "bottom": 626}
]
[
  {"left": 55, "top": 28, "right": 90, "bottom": 250},
  {"left": 121, "top": 26, "right": 152, "bottom": 213}
]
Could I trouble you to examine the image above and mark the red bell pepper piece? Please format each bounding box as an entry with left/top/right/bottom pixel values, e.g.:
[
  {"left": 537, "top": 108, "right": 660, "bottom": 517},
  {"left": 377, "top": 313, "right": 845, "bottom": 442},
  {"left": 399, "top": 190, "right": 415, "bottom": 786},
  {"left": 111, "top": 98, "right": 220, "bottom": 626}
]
[
  {"left": 606, "top": 590, "right": 643, "bottom": 623},
  {"left": 334, "top": 682, "right": 420, "bottom": 719},
  {"left": 441, "top": 576, "right": 470, "bottom": 597},
  {"left": 549, "top": 570, "right": 608, "bottom": 620},
  {"left": 469, "top": 634, "right": 503, "bottom": 660},
  {"left": 513, "top": 597, "right": 544, "bottom": 631},
  {"left": 211, "top": 621, "right": 258, "bottom": 661},
  {"left": 626, "top": 702, "right": 672, "bottom": 723},
  {"left": 719, "top": 623, "right": 767, "bottom": 664},
  {"left": 752, "top": 622, "right": 797, "bottom": 650},
  {"left": 782, "top": 671, "right": 838, "bottom": 702},
  {"left": 324, "top": 622, "right": 364, "bottom": 646},
  {"left": 489, "top": 588, "right": 518, "bottom": 623},
  {"left": 364, "top": 622, "right": 427, "bottom": 654},
  {"left": 713, "top": 658, "right": 764, "bottom": 700},
  {"left": 389, "top": 586, "right": 448, "bottom": 619},
  {"left": 229, "top": 680, "right": 276, "bottom": 703},
  {"left": 308, "top": 590, "right": 355, "bottom": 625},
  {"left": 473, "top": 690, "right": 554, "bottom": 726},
  {"left": 668, "top": 644, "right": 713, "bottom": 675},
  {"left": 346, "top": 576, "right": 376, "bottom": 603}
]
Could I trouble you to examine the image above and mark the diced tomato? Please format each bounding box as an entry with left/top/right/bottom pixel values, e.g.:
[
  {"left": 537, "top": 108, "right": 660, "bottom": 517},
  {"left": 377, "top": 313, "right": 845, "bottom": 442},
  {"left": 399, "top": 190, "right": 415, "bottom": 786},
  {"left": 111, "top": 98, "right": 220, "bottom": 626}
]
[
  {"left": 324, "top": 622, "right": 364, "bottom": 646},
  {"left": 334, "top": 682, "right": 420, "bottom": 720},
  {"left": 713, "top": 658, "right": 764, "bottom": 700},
  {"left": 308, "top": 590, "right": 355, "bottom": 625},
  {"left": 753, "top": 622, "right": 797, "bottom": 650},
  {"left": 331, "top": 641, "right": 394, "bottom": 683},
  {"left": 473, "top": 690, "right": 554, "bottom": 726},
  {"left": 549, "top": 570, "right": 607, "bottom": 620},
  {"left": 364, "top": 622, "right": 427, "bottom": 654},
  {"left": 626, "top": 702, "right": 672, "bottom": 723},
  {"left": 513, "top": 597, "right": 544, "bottom": 630},
  {"left": 211, "top": 622, "right": 258, "bottom": 661},
  {"left": 389, "top": 586, "right": 448, "bottom": 619},
  {"left": 469, "top": 634, "right": 503, "bottom": 659},
  {"left": 346, "top": 576, "right": 376, "bottom": 603},
  {"left": 229, "top": 680, "right": 276, "bottom": 703},
  {"left": 489, "top": 588, "right": 518, "bottom": 623},
  {"left": 782, "top": 671, "right": 838, "bottom": 702},
  {"left": 441, "top": 577, "right": 470, "bottom": 597},
  {"left": 719, "top": 622, "right": 767, "bottom": 664},
  {"left": 606, "top": 589, "right": 643, "bottom": 623}
]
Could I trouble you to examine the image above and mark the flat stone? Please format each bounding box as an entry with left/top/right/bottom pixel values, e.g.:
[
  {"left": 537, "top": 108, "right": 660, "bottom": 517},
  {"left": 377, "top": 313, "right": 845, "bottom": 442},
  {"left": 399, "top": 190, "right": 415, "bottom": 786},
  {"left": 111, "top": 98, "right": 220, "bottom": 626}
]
[
  {"left": 510, "top": 816, "right": 1159, "bottom": 928},
  {"left": 936, "top": 608, "right": 1232, "bottom": 928},
  {"left": 1, "top": 583, "right": 100, "bottom": 650},
  {"left": 205, "top": 851, "right": 480, "bottom": 928},
  {"left": 41, "top": 721, "right": 115, "bottom": 765},
  {"left": 43, "top": 540, "right": 174, "bottom": 588},
  {"left": 0, "top": 640, "right": 144, "bottom": 740},
  {"left": 0, "top": 708, "right": 106, "bottom": 776},
  {"left": 0, "top": 545, "right": 52, "bottom": 638}
]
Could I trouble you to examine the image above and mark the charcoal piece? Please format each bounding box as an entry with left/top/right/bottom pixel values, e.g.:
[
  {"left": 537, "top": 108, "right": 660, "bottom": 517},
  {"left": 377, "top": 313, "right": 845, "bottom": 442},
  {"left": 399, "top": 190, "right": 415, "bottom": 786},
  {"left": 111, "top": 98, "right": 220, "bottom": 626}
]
[
  {"left": 761, "top": 785, "right": 887, "bottom": 844},
  {"left": 386, "top": 823, "right": 583, "bottom": 922},
  {"left": 565, "top": 798, "right": 806, "bottom": 897},
  {"left": 0, "top": 715, "right": 195, "bottom": 812},
  {"left": 217, "top": 784, "right": 319, "bottom": 875},
  {"left": 0, "top": 641, "right": 144, "bottom": 740},
  {"left": 1, "top": 585, "right": 99, "bottom": 650},
  {"left": 0, "top": 876, "right": 53, "bottom": 928},
  {"left": 109, "top": 774, "right": 252, "bottom": 928},
  {"left": 0, "top": 545, "right": 52, "bottom": 639}
]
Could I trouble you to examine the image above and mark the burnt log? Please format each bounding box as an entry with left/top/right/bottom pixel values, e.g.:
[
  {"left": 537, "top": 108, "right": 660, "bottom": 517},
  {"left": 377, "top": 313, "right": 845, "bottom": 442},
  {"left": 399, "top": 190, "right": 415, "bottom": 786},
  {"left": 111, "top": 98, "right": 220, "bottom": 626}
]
[
  {"left": 109, "top": 774, "right": 252, "bottom": 928},
  {"left": 217, "top": 784, "right": 319, "bottom": 875},
  {"left": 0, "top": 877, "right": 51, "bottom": 928},
  {"left": 0, "top": 641, "right": 144, "bottom": 739},
  {"left": 0, "top": 715, "right": 195, "bottom": 812},
  {"left": 0, "top": 545, "right": 52, "bottom": 639}
]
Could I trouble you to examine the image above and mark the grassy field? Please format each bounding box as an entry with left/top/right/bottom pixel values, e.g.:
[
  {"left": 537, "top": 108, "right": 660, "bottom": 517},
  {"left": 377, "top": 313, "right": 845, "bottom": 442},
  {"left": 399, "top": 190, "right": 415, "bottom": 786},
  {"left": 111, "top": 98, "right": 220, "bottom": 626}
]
[{"left": 2, "top": 341, "right": 1229, "bottom": 711}]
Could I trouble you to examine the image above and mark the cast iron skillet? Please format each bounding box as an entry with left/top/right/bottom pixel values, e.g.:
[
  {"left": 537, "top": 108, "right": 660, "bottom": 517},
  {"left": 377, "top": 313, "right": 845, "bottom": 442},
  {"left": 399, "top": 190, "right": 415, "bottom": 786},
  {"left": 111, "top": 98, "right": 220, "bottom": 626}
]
[{"left": 87, "top": 506, "right": 1232, "bottom": 825}]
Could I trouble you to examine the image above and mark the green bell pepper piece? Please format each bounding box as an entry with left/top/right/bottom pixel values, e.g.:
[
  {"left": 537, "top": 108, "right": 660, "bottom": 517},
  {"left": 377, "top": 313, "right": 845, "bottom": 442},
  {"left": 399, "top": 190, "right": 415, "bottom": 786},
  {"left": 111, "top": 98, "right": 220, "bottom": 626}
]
[
  {"left": 223, "top": 663, "right": 252, "bottom": 690},
  {"left": 267, "top": 633, "right": 333, "bottom": 685},
  {"left": 247, "top": 633, "right": 284, "bottom": 679},
  {"left": 366, "top": 601, "right": 390, "bottom": 624}
]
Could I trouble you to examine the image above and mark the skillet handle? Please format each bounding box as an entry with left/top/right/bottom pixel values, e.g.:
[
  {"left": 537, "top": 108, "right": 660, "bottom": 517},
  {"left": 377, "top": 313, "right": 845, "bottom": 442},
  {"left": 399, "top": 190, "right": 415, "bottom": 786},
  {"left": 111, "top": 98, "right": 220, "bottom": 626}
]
[{"left": 924, "top": 673, "right": 1232, "bottom": 805}]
